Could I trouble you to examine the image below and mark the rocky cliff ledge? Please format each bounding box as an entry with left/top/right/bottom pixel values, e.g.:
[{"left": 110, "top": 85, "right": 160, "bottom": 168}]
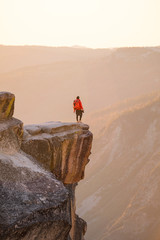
[
  {"left": 0, "top": 92, "right": 93, "bottom": 240},
  {"left": 21, "top": 121, "right": 92, "bottom": 184}
]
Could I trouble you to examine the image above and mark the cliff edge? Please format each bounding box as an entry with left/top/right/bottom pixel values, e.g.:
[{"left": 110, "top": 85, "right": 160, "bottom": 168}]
[
  {"left": 0, "top": 92, "right": 93, "bottom": 240},
  {"left": 21, "top": 121, "right": 92, "bottom": 184}
]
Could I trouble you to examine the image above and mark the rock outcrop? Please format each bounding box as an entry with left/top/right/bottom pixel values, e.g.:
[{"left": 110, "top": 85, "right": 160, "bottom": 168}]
[
  {"left": 0, "top": 92, "right": 15, "bottom": 120},
  {"left": 21, "top": 122, "right": 92, "bottom": 184},
  {"left": 21, "top": 122, "right": 92, "bottom": 239},
  {"left": 0, "top": 92, "right": 93, "bottom": 240}
]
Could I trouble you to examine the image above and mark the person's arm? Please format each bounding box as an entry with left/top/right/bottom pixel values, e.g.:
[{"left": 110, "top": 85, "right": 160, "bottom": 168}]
[
  {"left": 73, "top": 101, "right": 75, "bottom": 112},
  {"left": 79, "top": 100, "right": 83, "bottom": 110}
]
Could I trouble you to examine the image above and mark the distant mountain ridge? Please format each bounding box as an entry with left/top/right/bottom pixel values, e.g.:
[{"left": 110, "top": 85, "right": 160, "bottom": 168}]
[
  {"left": 0, "top": 45, "right": 112, "bottom": 73},
  {"left": 0, "top": 45, "right": 160, "bottom": 124},
  {"left": 87, "top": 91, "right": 160, "bottom": 139}
]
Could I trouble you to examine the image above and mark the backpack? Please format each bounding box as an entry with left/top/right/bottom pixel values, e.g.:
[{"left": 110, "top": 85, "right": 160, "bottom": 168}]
[{"left": 73, "top": 99, "right": 81, "bottom": 110}]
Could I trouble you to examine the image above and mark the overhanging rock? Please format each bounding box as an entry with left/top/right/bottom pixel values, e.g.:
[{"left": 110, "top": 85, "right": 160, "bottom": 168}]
[{"left": 21, "top": 122, "right": 93, "bottom": 184}]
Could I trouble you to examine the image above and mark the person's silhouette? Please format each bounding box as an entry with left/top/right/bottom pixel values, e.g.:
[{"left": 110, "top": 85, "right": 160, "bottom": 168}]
[{"left": 73, "top": 96, "right": 84, "bottom": 122}]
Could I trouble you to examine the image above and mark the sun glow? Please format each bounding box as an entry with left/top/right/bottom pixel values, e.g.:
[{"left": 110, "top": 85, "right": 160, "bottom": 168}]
[{"left": 0, "top": 0, "right": 160, "bottom": 48}]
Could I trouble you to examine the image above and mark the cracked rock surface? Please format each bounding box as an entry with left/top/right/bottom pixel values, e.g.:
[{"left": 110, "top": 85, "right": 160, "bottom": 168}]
[{"left": 21, "top": 122, "right": 93, "bottom": 184}]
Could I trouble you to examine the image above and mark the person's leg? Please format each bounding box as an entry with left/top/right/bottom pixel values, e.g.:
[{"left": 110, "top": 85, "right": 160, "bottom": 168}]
[
  {"left": 79, "top": 111, "right": 82, "bottom": 121},
  {"left": 76, "top": 111, "right": 79, "bottom": 122}
]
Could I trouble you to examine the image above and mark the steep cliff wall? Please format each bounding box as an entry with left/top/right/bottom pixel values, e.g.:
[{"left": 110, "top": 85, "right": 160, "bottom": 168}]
[
  {"left": 21, "top": 120, "right": 93, "bottom": 240},
  {"left": 0, "top": 92, "right": 93, "bottom": 240}
]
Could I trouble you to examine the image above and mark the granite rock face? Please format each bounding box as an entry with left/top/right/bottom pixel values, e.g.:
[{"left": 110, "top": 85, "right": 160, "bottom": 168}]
[
  {"left": 0, "top": 92, "right": 15, "bottom": 120},
  {"left": 74, "top": 215, "right": 87, "bottom": 240},
  {"left": 21, "top": 122, "right": 93, "bottom": 184},
  {"left": 0, "top": 150, "right": 71, "bottom": 240},
  {"left": 0, "top": 92, "right": 93, "bottom": 240},
  {"left": 0, "top": 118, "right": 23, "bottom": 153},
  {"left": 21, "top": 122, "right": 93, "bottom": 240},
  {"left": 0, "top": 93, "right": 71, "bottom": 240}
]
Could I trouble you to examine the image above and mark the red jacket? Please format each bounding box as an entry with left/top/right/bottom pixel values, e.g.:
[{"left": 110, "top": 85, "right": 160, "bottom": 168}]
[{"left": 73, "top": 99, "right": 83, "bottom": 111}]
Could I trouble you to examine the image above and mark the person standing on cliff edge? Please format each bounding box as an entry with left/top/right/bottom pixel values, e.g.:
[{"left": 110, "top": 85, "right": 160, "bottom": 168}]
[{"left": 73, "top": 96, "right": 84, "bottom": 122}]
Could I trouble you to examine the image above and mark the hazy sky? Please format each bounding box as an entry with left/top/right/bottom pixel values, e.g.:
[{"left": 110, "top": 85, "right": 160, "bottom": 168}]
[{"left": 0, "top": 0, "right": 160, "bottom": 48}]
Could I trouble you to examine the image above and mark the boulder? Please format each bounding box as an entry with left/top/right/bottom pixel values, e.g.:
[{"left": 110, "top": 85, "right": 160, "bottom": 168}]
[
  {"left": 0, "top": 118, "right": 23, "bottom": 152},
  {"left": 0, "top": 92, "right": 15, "bottom": 120},
  {"left": 21, "top": 122, "right": 93, "bottom": 184},
  {"left": 0, "top": 152, "right": 71, "bottom": 240},
  {"left": 74, "top": 215, "right": 87, "bottom": 240},
  {"left": 0, "top": 119, "right": 71, "bottom": 240}
]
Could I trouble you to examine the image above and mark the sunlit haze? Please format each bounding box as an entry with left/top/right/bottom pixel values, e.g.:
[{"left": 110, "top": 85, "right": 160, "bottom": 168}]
[
  {"left": 1, "top": 1, "right": 160, "bottom": 239},
  {"left": 1, "top": 0, "right": 160, "bottom": 48}
]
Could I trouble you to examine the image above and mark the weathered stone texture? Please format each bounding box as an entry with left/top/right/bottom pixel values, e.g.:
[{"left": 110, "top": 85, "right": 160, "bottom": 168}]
[
  {"left": 21, "top": 122, "right": 93, "bottom": 184},
  {"left": 0, "top": 127, "right": 71, "bottom": 240},
  {"left": 0, "top": 151, "right": 71, "bottom": 240},
  {"left": 0, "top": 160, "right": 71, "bottom": 240},
  {"left": 21, "top": 122, "right": 93, "bottom": 240},
  {"left": 0, "top": 94, "right": 72, "bottom": 240},
  {"left": 0, "top": 118, "right": 23, "bottom": 152},
  {"left": 0, "top": 92, "right": 15, "bottom": 120},
  {"left": 74, "top": 215, "right": 87, "bottom": 240}
]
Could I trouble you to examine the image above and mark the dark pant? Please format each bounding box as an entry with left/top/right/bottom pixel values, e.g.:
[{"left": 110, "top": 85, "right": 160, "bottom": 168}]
[{"left": 76, "top": 110, "right": 83, "bottom": 121}]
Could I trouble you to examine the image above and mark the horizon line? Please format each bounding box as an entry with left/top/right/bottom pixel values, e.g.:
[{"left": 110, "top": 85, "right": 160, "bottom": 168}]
[{"left": 0, "top": 44, "right": 160, "bottom": 50}]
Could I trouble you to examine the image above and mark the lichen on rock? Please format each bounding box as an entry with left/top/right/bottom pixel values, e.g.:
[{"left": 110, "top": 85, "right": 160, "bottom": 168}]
[{"left": 0, "top": 92, "right": 15, "bottom": 120}]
